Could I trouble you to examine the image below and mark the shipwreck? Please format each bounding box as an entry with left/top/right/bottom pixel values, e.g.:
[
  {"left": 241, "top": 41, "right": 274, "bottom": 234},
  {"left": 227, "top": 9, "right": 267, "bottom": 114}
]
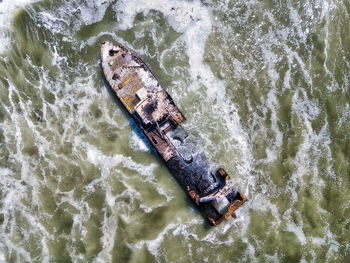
[{"left": 100, "top": 41, "right": 247, "bottom": 226}]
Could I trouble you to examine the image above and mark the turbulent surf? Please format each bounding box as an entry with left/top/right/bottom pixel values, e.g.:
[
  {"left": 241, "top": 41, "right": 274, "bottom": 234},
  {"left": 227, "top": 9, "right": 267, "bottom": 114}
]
[{"left": 0, "top": 0, "right": 349, "bottom": 262}]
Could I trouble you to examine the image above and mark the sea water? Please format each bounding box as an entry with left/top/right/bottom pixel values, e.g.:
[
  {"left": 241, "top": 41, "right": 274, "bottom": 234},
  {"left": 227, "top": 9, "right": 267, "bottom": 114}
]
[{"left": 0, "top": 0, "right": 349, "bottom": 262}]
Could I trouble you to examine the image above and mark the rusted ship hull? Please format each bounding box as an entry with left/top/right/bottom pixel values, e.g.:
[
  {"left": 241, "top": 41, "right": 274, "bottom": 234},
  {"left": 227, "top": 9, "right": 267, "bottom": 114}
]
[{"left": 100, "top": 41, "right": 247, "bottom": 226}]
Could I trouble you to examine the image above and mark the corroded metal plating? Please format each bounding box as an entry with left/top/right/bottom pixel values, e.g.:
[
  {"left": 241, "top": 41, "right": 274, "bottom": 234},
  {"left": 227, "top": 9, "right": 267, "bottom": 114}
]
[{"left": 100, "top": 41, "right": 247, "bottom": 226}]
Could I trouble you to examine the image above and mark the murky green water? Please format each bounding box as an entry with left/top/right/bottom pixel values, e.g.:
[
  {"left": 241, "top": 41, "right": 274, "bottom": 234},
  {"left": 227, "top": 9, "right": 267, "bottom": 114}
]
[{"left": 0, "top": 0, "right": 349, "bottom": 262}]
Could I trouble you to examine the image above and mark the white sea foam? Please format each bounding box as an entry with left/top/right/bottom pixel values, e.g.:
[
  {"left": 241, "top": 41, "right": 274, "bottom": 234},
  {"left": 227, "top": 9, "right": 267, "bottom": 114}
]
[
  {"left": 0, "top": 249, "right": 5, "bottom": 263},
  {"left": 147, "top": 223, "right": 176, "bottom": 256},
  {"left": 291, "top": 87, "right": 331, "bottom": 187},
  {"left": 285, "top": 222, "right": 306, "bottom": 245},
  {"left": 94, "top": 213, "right": 118, "bottom": 263},
  {"left": 78, "top": 0, "right": 112, "bottom": 26},
  {"left": 0, "top": 0, "right": 40, "bottom": 53},
  {"left": 129, "top": 130, "right": 150, "bottom": 152},
  {"left": 39, "top": 11, "right": 69, "bottom": 35}
]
